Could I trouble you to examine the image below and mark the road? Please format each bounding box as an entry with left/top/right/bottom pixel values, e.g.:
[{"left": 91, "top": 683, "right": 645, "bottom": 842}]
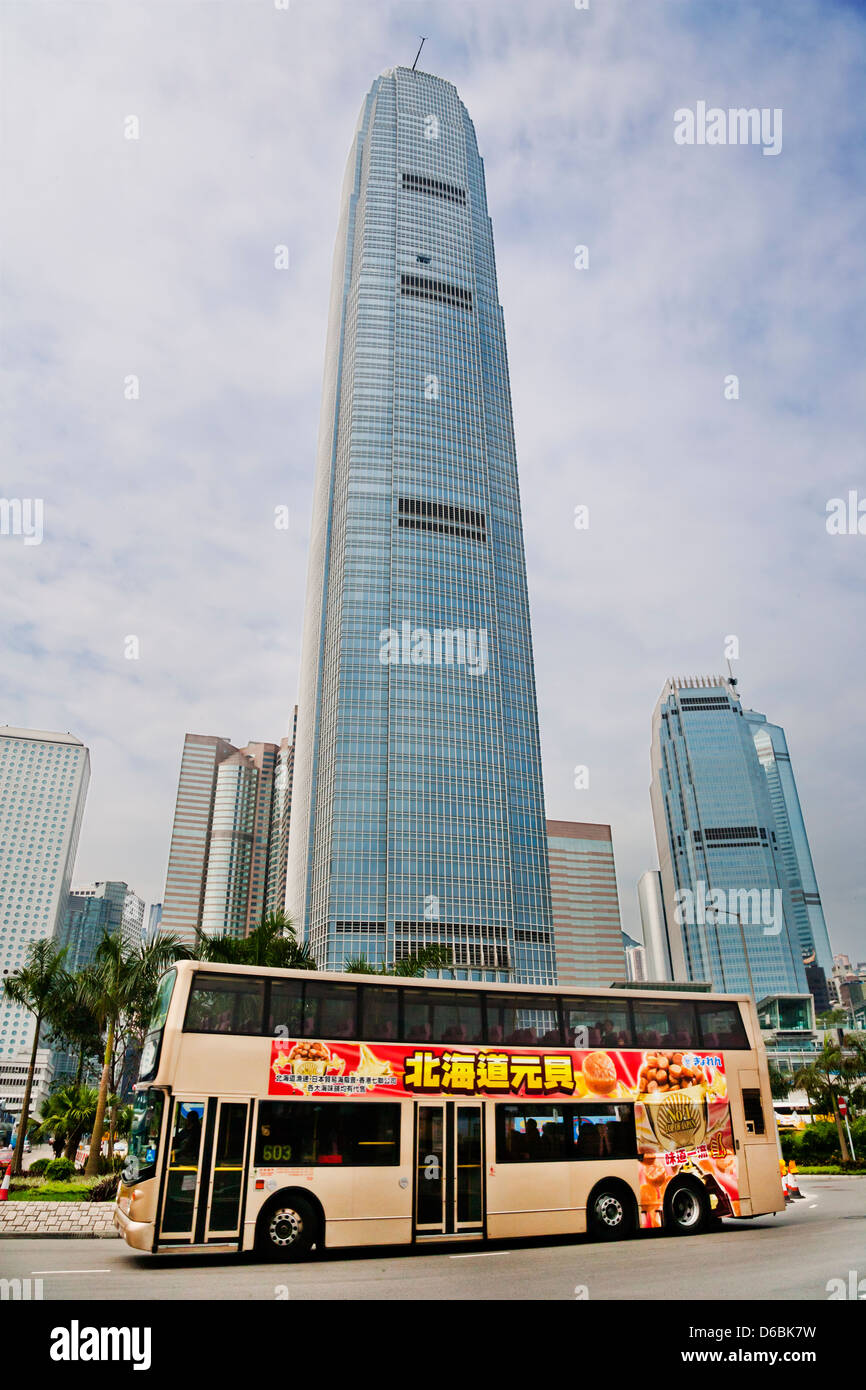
[{"left": 1, "top": 1178, "right": 862, "bottom": 1301}]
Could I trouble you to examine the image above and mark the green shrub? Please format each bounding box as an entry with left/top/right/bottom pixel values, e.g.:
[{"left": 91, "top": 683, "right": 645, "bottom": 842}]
[
  {"left": 44, "top": 1156, "right": 77, "bottom": 1182},
  {"left": 97, "top": 1154, "right": 126, "bottom": 1175},
  {"left": 26, "top": 1158, "right": 50, "bottom": 1177},
  {"left": 88, "top": 1172, "right": 120, "bottom": 1202}
]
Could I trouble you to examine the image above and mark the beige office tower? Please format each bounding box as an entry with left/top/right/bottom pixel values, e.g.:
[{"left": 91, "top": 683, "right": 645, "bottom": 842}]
[
  {"left": 160, "top": 728, "right": 295, "bottom": 947},
  {"left": 546, "top": 821, "right": 626, "bottom": 988}
]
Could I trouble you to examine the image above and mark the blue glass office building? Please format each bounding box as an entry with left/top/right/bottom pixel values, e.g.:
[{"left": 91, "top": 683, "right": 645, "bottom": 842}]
[
  {"left": 650, "top": 677, "right": 817, "bottom": 999},
  {"left": 288, "top": 69, "right": 555, "bottom": 982}
]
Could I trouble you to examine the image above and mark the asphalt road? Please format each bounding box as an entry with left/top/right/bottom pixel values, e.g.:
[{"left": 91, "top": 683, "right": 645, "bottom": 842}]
[{"left": 2, "top": 1178, "right": 862, "bottom": 1301}]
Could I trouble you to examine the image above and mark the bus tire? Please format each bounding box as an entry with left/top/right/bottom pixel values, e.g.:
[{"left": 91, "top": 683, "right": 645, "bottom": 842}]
[
  {"left": 257, "top": 1192, "right": 319, "bottom": 1261},
  {"left": 587, "top": 1182, "right": 636, "bottom": 1241},
  {"left": 664, "top": 1180, "right": 710, "bottom": 1236}
]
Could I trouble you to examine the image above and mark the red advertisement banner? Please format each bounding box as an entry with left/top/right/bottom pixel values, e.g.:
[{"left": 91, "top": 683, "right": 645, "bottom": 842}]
[{"left": 268, "top": 1038, "right": 728, "bottom": 1104}]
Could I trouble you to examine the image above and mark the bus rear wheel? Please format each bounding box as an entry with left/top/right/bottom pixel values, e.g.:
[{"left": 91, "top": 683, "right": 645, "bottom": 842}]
[
  {"left": 588, "top": 1185, "right": 635, "bottom": 1241},
  {"left": 257, "top": 1194, "right": 317, "bottom": 1261},
  {"left": 664, "top": 1181, "right": 710, "bottom": 1236}
]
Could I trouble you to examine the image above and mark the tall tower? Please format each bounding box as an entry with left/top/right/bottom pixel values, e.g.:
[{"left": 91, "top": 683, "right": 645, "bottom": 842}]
[
  {"left": 288, "top": 68, "right": 554, "bottom": 982},
  {"left": 0, "top": 726, "right": 90, "bottom": 1057},
  {"left": 650, "top": 677, "right": 812, "bottom": 999}
]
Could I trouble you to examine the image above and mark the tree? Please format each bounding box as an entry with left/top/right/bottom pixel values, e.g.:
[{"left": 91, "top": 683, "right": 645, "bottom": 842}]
[
  {"left": 31, "top": 1084, "right": 105, "bottom": 1162},
  {"left": 195, "top": 912, "right": 316, "bottom": 971},
  {"left": 793, "top": 1035, "right": 859, "bottom": 1161},
  {"left": 768, "top": 1062, "right": 794, "bottom": 1101},
  {"left": 2, "top": 939, "right": 70, "bottom": 1176},
  {"left": 42, "top": 970, "right": 103, "bottom": 1089},
  {"left": 80, "top": 932, "right": 188, "bottom": 1177},
  {"left": 343, "top": 944, "right": 456, "bottom": 978}
]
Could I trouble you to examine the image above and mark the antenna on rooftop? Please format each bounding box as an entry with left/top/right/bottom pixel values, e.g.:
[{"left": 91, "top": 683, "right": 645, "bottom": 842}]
[{"left": 411, "top": 36, "right": 427, "bottom": 72}]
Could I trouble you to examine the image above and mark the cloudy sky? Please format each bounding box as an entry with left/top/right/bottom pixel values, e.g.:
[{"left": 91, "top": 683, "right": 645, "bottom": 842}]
[{"left": 1, "top": 0, "right": 864, "bottom": 959}]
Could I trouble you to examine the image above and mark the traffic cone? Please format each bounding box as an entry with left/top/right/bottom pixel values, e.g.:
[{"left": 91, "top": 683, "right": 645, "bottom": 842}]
[
  {"left": 0, "top": 1163, "right": 11, "bottom": 1203},
  {"left": 779, "top": 1157, "right": 791, "bottom": 1201},
  {"left": 787, "top": 1161, "right": 803, "bottom": 1199}
]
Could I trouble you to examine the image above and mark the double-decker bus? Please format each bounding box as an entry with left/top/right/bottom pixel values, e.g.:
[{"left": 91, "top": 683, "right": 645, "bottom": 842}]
[{"left": 114, "top": 961, "right": 784, "bottom": 1258}]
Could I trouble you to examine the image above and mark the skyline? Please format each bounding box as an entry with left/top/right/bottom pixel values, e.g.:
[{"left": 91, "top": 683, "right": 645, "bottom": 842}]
[{"left": 1, "top": 1, "right": 864, "bottom": 960}]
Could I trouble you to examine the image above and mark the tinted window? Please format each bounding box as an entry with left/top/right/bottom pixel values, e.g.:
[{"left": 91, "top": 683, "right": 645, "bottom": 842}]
[
  {"left": 148, "top": 970, "right": 176, "bottom": 1032},
  {"left": 302, "top": 982, "right": 358, "bottom": 1039},
  {"left": 632, "top": 999, "right": 698, "bottom": 1049},
  {"left": 573, "top": 1103, "right": 636, "bottom": 1160},
  {"left": 361, "top": 986, "right": 400, "bottom": 1041},
  {"left": 403, "top": 990, "right": 483, "bottom": 1044},
  {"left": 742, "top": 1089, "right": 765, "bottom": 1135},
  {"left": 255, "top": 1101, "right": 400, "bottom": 1166},
  {"left": 496, "top": 1104, "right": 570, "bottom": 1162},
  {"left": 562, "top": 999, "right": 632, "bottom": 1048},
  {"left": 697, "top": 1001, "right": 749, "bottom": 1050},
  {"left": 184, "top": 974, "right": 265, "bottom": 1034},
  {"left": 268, "top": 978, "right": 303, "bottom": 1036},
  {"left": 486, "top": 995, "right": 561, "bottom": 1046}
]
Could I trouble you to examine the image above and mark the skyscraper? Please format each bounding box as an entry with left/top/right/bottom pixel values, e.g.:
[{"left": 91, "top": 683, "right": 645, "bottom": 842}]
[
  {"left": 56, "top": 880, "right": 145, "bottom": 974},
  {"left": 288, "top": 68, "right": 554, "bottom": 983},
  {"left": 0, "top": 727, "right": 90, "bottom": 1057},
  {"left": 546, "top": 821, "right": 625, "bottom": 988},
  {"left": 650, "top": 677, "right": 816, "bottom": 999},
  {"left": 160, "top": 731, "right": 294, "bottom": 947}
]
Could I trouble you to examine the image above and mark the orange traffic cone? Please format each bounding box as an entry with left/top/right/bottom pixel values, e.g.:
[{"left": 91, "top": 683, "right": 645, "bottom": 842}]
[
  {"left": 0, "top": 1163, "right": 11, "bottom": 1202},
  {"left": 779, "top": 1157, "right": 791, "bottom": 1201},
  {"left": 787, "top": 1161, "right": 803, "bottom": 1199}
]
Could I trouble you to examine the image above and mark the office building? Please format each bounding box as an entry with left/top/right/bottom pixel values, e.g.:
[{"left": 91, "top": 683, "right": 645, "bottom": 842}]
[
  {"left": 288, "top": 68, "right": 554, "bottom": 981},
  {"left": 160, "top": 730, "right": 294, "bottom": 947},
  {"left": 637, "top": 869, "right": 672, "bottom": 982},
  {"left": 0, "top": 727, "right": 90, "bottom": 1058},
  {"left": 546, "top": 821, "right": 624, "bottom": 988},
  {"left": 56, "top": 881, "right": 145, "bottom": 974},
  {"left": 650, "top": 677, "right": 811, "bottom": 999},
  {"left": 145, "top": 902, "right": 162, "bottom": 944}
]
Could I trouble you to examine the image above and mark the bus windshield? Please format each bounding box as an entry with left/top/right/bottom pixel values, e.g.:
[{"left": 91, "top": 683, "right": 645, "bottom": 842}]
[
  {"left": 122, "top": 1089, "right": 165, "bottom": 1185},
  {"left": 149, "top": 970, "right": 176, "bottom": 1032}
]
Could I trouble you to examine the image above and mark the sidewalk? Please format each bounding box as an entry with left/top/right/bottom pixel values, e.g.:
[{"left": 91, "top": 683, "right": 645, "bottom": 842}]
[{"left": 0, "top": 1202, "right": 118, "bottom": 1238}]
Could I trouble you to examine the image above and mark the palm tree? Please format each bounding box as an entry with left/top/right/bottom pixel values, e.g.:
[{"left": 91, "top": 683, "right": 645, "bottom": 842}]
[
  {"left": 344, "top": 944, "right": 456, "bottom": 978},
  {"left": 793, "top": 1035, "right": 857, "bottom": 1161},
  {"left": 2, "top": 939, "right": 70, "bottom": 1176},
  {"left": 42, "top": 971, "right": 103, "bottom": 1089},
  {"left": 31, "top": 1084, "right": 105, "bottom": 1161},
  {"left": 80, "top": 932, "right": 188, "bottom": 1177},
  {"left": 196, "top": 911, "right": 317, "bottom": 970}
]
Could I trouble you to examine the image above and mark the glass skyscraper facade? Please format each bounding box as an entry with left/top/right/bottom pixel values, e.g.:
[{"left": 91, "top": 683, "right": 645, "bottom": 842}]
[
  {"left": 288, "top": 68, "right": 554, "bottom": 982},
  {"left": 650, "top": 677, "right": 816, "bottom": 999}
]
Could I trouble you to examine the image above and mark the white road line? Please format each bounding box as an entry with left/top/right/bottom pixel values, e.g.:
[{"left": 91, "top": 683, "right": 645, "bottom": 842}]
[
  {"left": 449, "top": 1250, "right": 511, "bottom": 1259},
  {"left": 31, "top": 1269, "right": 111, "bottom": 1275},
  {"left": 808, "top": 1204, "right": 818, "bottom": 1209}
]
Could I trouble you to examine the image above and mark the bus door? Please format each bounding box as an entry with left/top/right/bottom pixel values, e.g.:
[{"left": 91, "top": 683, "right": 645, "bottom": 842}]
[
  {"left": 735, "top": 1069, "right": 782, "bottom": 1213},
  {"left": 158, "top": 1096, "right": 252, "bottom": 1246},
  {"left": 413, "top": 1100, "right": 484, "bottom": 1239}
]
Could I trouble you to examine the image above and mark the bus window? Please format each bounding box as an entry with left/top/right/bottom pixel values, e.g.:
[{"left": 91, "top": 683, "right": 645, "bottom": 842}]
[
  {"left": 573, "top": 1103, "right": 636, "bottom": 1160},
  {"left": 184, "top": 974, "right": 266, "bottom": 1035},
  {"left": 742, "top": 1089, "right": 766, "bottom": 1135},
  {"left": 122, "top": 1089, "right": 164, "bottom": 1185},
  {"left": 403, "top": 990, "right": 483, "bottom": 1044},
  {"left": 361, "top": 986, "right": 400, "bottom": 1041},
  {"left": 268, "top": 978, "right": 303, "bottom": 1036},
  {"left": 496, "top": 1104, "right": 569, "bottom": 1162},
  {"left": 563, "top": 999, "right": 632, "bottom": 1048},
  {"left": 697, "top": 1000, "right": 749, "bottom": 1050},
  {"left": 632, "top": 999, "right": 698, "bottom": 1050},
  {"left": 302, "top": 982, "right": 358, "bottom": 1039},
  {"left": 255, "top": 1101, "right": 400, "bottom": 1166},
  {"left": 486, "top": 995, "right": 560, "bottom": 1046}
]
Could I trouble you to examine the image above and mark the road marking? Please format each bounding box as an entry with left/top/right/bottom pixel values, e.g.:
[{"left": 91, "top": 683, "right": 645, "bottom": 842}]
[
  {"left": 449, "top": 1250, "right": 511, "bottom": 1259},
  {"left": 31, "top": 1269, "right": 111, "bottom": 1275},
  {"left": 808, "top": 1204, "right": 818, "bottom": 1209}
]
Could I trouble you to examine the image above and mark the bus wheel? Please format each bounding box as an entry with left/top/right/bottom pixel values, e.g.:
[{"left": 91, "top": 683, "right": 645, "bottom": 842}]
[
  {"left": 664, "top": 1181, "right": 710, "bottom": 1236},
  {"left": 258, "top": 1195, "right": 317, "bottom": 1261},
  {"left": 588, "top": 1185, "right": 635, "bottom": 1241}
]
